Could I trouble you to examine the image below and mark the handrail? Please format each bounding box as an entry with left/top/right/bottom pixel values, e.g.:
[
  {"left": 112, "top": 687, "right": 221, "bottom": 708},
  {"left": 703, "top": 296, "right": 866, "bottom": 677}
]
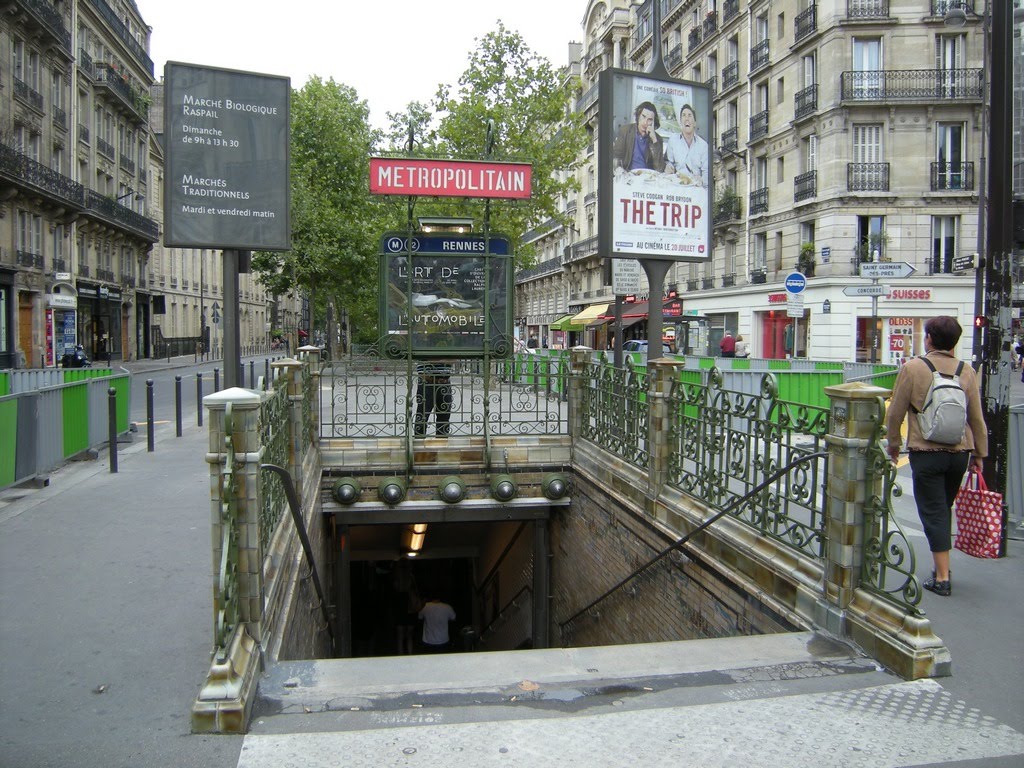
[
  {"left": 260, "top": 463, "right": 334, "bottom": 649},
  {"left": 479, "top": 584, "right": 533, "bottom": 641},
  {"left": 559, "top": 451, "right": 829, "bottom": 631}
]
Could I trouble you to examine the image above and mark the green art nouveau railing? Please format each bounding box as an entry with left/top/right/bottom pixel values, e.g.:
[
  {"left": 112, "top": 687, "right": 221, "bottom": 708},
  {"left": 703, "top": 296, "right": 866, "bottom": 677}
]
[
  {"left": 578, "top": 357, "right": 650, "bottom": 468},
  {"left": 258, "top": 378, "right": 290, "bottom": 553},
  {"left": 214, "top": 404, "right": 241, "bottom": 659}
]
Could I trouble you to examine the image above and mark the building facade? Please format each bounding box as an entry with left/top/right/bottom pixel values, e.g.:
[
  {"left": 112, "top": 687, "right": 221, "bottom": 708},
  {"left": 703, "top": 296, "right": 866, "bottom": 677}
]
[{"left": 517, "top": 0, "right": 1014, "bottom": 363}]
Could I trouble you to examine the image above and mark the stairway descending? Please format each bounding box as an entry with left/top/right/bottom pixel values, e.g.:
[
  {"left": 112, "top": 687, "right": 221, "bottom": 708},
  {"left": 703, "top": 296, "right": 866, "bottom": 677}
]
[{"left": 237, "top": 631, "right": 1024, "bottom": 768}]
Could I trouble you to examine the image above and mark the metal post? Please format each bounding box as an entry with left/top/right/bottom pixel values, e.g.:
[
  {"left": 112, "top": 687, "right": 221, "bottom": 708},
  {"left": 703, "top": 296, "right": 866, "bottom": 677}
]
[
  {"left": 264, "top": 358, "right": 270, "bottom": 390},
  {"left": 641, "top": 260, "right": 672, "bottom": 364},
  {"left": 223, "top": 249, "right": 243, "bottom": 389},
  {"left": 214, "top": 367, "right": 220, "bottom": 393},
  {"left": 146, "top": 379, "right": 154, "bottom": 452},
  {"left": 249, "top": 360, "right": 255, "bottom": 389},
  {"left": 175, "top": 375, "right": 182, "bottom": 437},
  {"left": 107, "top": 387, "right": 118, "bottom": 473},
  {"left": 196, "top": 372, "right": 203, "bottom": 427}
]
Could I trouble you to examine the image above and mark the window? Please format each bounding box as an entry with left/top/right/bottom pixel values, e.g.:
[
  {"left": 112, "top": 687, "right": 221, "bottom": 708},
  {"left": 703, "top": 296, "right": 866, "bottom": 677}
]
[
  {"left": 936, "top": 122, "right": 965, "bottom": 189},
  {"left": 53, "top": 225, "right": 66, "bottom": 266},
  {"left": 936, "top": 35, "right": 965, "bottom": 96},
  {"left": 852, "top": 38, "right": 882, "bottom": 97},
  {"left": 52, "top": 73, "right": 65, "bottom": 111},
  {"left": 931, "top": 216, "right": 958, "bottom": 273},
  {"left": 777, "top": 12, "right": 785, "bottom": 39},
  {"left": 12, "top": 40, "right": 39, "bottom": 89},
  {"left": 801, "top": 220, "right": 815, "bottom": 247},
  {"left": 803, "top": 134, "right": 818, "bottom": 171},
  {"left": 18, "top": 210, "right": 43, "bottom": 255},
  {"left": 853, "top": 124, "right": 883, "bottom": 163},
  {"left": 857, "top": 215, "right": 886, "bottom": 260},
  {"left": 802, "top": 53, "right": 816, "bottom": 87},
  {"left": 753, "top": 233, "right": 768, "bottom": 271}
]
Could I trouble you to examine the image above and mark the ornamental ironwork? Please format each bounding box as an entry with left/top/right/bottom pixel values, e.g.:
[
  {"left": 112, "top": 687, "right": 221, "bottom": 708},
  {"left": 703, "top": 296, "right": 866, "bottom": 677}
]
[
  {"left": 795, "top": 4, "right": 817, "bottom": 42},
  {"left": 841, "top": 69, "right": 983, "bottom": 102},
  {"left": 847, "top": 0, "right": 889, "bottom": 17},
  {"left": 930, "top": 161, "right": 975, "bottom": 191},
  {"left": 848, "top": 162, "right": 890, "bottom": 191},
  {"left": 213, "top": 404, "right": 240, "bottom": 660},
  {"left": 750, "top": 40, "right": 770, "bottom": 73},
  {"left": 722, "top": 61, "right": 740, "bottom": 90},
  {"left": 258, "top": 378, "right": 290, "bottom": 554},
  {"left": 795, "top": 84, "right": 818, "bottom": 120},
  {"left": 579, "top": 357, "right": 650, "bottom": 469},
  {"left": 750, "top": 187, "right": 769, "bottom": 215},
  {"left": 750, "top": 109, "right": 769, "bottom": 141},
  {"left": 794, "top": 170, "right": 817, "bottom": 202}
]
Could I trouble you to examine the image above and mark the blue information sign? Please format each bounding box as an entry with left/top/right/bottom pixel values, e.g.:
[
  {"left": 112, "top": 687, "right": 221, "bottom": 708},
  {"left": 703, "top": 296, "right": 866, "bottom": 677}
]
[
  {"left": 785, "top": 272, "right": 807, "bottom": 294},
  {"left": 381, "top": 234, "right": 510, "bottom": 255}
]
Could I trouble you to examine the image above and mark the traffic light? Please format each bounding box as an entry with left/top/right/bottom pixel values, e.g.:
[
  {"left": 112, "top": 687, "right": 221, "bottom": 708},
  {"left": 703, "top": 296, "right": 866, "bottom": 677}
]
[{"left": 974, "top": 315, "right": 988, "bottom": 329}]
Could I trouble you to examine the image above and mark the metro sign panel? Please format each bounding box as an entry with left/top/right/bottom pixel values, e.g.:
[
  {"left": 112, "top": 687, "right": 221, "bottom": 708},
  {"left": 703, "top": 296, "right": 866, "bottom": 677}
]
[{"left": 369, "top": 157, "right": 532, "bottom": 199}]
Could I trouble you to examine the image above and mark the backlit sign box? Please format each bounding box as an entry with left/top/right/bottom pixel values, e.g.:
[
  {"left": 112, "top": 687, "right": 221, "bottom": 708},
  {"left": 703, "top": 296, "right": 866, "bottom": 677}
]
[
  {"left": 370, "top": 158, "right": 532, "bottom": 199},
  {"left": 164, "top": 62, "right": 291, "bottom": 250}
]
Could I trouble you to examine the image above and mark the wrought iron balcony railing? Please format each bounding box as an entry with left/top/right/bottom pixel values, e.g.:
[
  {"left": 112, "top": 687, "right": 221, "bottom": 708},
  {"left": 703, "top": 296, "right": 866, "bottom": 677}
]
[
  {"left": 0, "top": 142, "right": 85, "bottom": 207},
  {"left": 723, "top": 0, "right": 741, "bottom": 23},
  {"left": 931, "top": 0, "right": 975, "bottom": 16},
  {"left": 78, "top": 264, "right": 90, "bottom": 277},
  {"left": 16, "top": 250, "right": 44, "bottom": 270},
  {"left": 78, "top": 49, "right": 94, "bottom": 78},
  {"left": 848, "top": 162, "right": 890, "bottom": 191},
  {"left": 52, "top": 107, "right": 67, "bottom": 131},
  {"left": 794, "top": 170, "right": 817, "bottom": 202},
  {"left": 841, "top": 69, "right": 983, "bottom": 101},
  {"left": 97, "top": 137, "right": 115, "bottom": 159},
  {"left": 565, "top": 236, "right": 599, "bottom": 264},
  {"left": 576, "top": 82, "right": 599, "bottom": 112},
  {"left": 750, "top": 187, "right": 769, "bottom": 215},
  {"left": 722, "top": 60, "right": 740, "bottom": 90},
  {"left": 688, "top": 27, "right": 703, "bottom": 54},
  {"left": 85, "top": 0, "right": 154, "bottom": 75},
  {"left": 705, "top": 74, "right": 718, "bottom": 96},
  {"left": 687, "top": 279, "right": 699, "bottom": 291},
  {"left": 631, "top": 13, "right": 653, "bottom": 53},
  {"left": 713, "top": 193, "right": 741, "bottom": 224},
  {"left": 665, "top": 43, "right": 683, "bottom": 71},
  {"left": 750, "top": 109, "right": 769, "bottom": 141},
  {"left": 750, "top": 40, "right": 770, "bottom": 73},
  {"left": 722, "top": 273, "right": 736, "bottom": 287},
  {"left": 53, "top": 258, "right": 67, "bottom": 273},
  {"left": 14, "top": 79, "right": 44, "bottom": 112},
  {"left": 120, "top": 154, "right": 135, "bottom": 175},
  {"left": 795, "top": 4, "right": 817, "bottom": 42},
  {"left": 795, "top": 84, "right": 818, "bottom": 120},
  {"left": 95, "top": 64, "right": 149, "bottom": 123},
  {"left": 97, "top": 268, "right": 116, "bottom": 282},
  {"left": 84, "top": 189, "right": 159, "bottom": 242},
  {"left": 13, "top": 0, "right": 72, "bottom": 50},
  {"left": 703, "top": 11, "right": 718, "bottom": 37},
  {"left": 930, "top": 161, "right": 975, "bottom": 191},
  {"left": 721, "top": 126, "right": 739, "bottom": 152},
  {"left": 847, "top": 0, "right": 890, "bottom": 17},
  {"left": 584, "top": 191, "right": 597, "bottom": 206}
]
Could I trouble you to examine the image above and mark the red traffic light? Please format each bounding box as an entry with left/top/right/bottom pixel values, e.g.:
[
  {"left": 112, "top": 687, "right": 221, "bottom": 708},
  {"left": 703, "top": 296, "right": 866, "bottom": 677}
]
[{"left": 974, "top": 315, "right": 988, "bottom": 329}]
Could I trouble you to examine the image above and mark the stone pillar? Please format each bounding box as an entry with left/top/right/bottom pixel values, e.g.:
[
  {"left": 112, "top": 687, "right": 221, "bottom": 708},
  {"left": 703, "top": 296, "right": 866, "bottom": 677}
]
[
  {"left": 568, "top": 347, "right": 592, "bottom": 437},
  {"left": 817, "top": 381, "right": 889, "bottom": 631},
  {"left": 647, "top": 358, "right": 686, "bottom": 500}
]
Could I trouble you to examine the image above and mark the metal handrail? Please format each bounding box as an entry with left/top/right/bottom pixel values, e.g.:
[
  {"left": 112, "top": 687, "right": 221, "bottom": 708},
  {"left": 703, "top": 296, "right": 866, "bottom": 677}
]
[
  {"left": 480, "top": 584, "right": 533, "bottom": 641},
  {"left": 260, "top": 463, "right": 334, "bottom": 649},
  {"left": 559, "top": 451, "right": 829, "bottom": 631}
]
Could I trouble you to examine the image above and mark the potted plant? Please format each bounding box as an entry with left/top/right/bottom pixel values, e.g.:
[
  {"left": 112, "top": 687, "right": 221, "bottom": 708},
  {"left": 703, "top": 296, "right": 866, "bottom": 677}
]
[
  {"left": 798, "top": 242, "right": 816, "bottom": 276},
  {"left": 856, "top": 231, "right": 891, "bottom": 263},
  {"left": 713, "top": 187, "right": 741, "bottom": 223}
]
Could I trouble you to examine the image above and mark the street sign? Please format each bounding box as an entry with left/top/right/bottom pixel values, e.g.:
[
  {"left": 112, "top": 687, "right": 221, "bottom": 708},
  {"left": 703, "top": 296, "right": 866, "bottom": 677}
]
[
  {"left": 785, "top": 272, "right": 807, "bottom": 294},
  {"left": 952, "top": 254, "right": 976, "bottom": 272},
  {"left": 859, "top": 261, "right": 916, "bottom": 279},
  {"left": 786, "top": 292, "right": 805, "bottom": 318},
  {"left": 843, "top": 285, "right": 888, "bottom": 297},
  {"left": 612, "top": 259, "right": 642, "bottom": 295}
]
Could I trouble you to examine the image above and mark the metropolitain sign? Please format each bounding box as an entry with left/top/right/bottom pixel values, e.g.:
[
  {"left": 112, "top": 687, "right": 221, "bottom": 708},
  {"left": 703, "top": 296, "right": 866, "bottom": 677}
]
[{"left": 369, "top": 158, "right": 532, "bottom": 199}]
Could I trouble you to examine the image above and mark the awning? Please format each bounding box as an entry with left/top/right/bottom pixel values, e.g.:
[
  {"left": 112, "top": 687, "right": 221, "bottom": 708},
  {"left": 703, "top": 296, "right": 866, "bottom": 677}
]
[
  {"left": 569, "top": 303, "right": 610, "bottom": 325},
  {"left": 586, "top": 318, "right": 611, "bottom": 328},
  {"left": 549, "top": 314, "right": 581, "bottom": 332}
]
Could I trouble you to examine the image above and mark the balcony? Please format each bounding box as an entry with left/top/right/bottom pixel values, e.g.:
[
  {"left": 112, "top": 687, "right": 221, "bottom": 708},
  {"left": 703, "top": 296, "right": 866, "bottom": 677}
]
[
  {"left": 14, "top": 79, "right": 44, "bottom": 112},
  {"left": 687, "top": 279, "right": 699, "bottom": 291},
  {"left": 930, "top": 161, "right": 975, "bottom": 191},
  {"left": 722, "top": 61, "right": 740, "bottom": 90},
  {"left": 702, "top": 277, "right": 715, "bottom": 289},
  {"left": 576, "top": 82, "right": 599, "bottom": 113},
  {"left": 52, "top": 107, "right": 67, "bottom": 132},
  {"left": 78, "top": 124, "right": 90, "bottom": 144},
  {"left": 16, "top": 250, "right": 44, "bottom": 270},
  {"left": 661, "top": 0, "right": 685, "bottom": 24},
  {"left": 0, "top": 142, "right": 85, "bottom": 208},
  {"left": 846, "top": 0, "right": 890, "bottom": 17},
  {"left": 665, "top": 43, "right": 683, "bottom": 72},
  {"left": 84, "top": 189, "right": 159, "bottom": 242},
  {"left": 795, "top": 84, "right": 818, "bottom": 120},
  {"left": 97, "top": 268, "right": 115, "bottom": 282},
  {"left": 78, "top": 49, "right": 94, "bottom": 78},
  {"left": 85, "top": 0, "right": 154, "bottom": 75},
  {"left": 749, "top": 187, "right": 769, "bottom": 215},
  {"left": 119, "top": 154, "right": 135, "bottom": 175},
  {"left": 722, "top": 273, "right": 736, "bottom": 287},
  {"left": 94, "top": 63, "right": 149, "bottom": 123},
  {"left": 11, "top": 0, "right": 72, "bottom": 52},
  {"left": 170, "top": 277, "right": 178, "bottom": 288},
  {"left": 795, "top": 4, "right": 817, "bottom": 42},
  {"left": 565, "top": 236, "right": 599, "bottom": 265},
  {"left": 705, "top": 74, "right": 718, "bottom": 96},
  {"left": 750, "top": 270, "right": 767, "bottom": 284},
  {"left": 847, "top": 162, "right": 890, "bottom": 191},
  {"left": 97, "top": 137, "right": 115, "bottom": 159},
  {"left": 584, "top": 191, "right": 597, "bottom": 206},
  {"left": 121, "top": 274, "right": 136, "bottom": 288},
  {"left": 630, "top": 14, "right": 653, "bottom": 54},
  {"left": 721, "top": 126, "right": 739, "bottom": 152},
  {"left": 688, "top": 27, "right": 703, "bottom": 54},
  {"left": 931, "top": 0, "right": 975, "bottom": 15},
  {"left": 749, "top": 110, "right": 769, "bottom": 141},
  {"left": 750, "top": 40, "right": 770, "bottom": 74},
  {"left": 723, "top": 0, "right": 741, "bottom": 24},
  {"left": 794, "top": 170, "right": 817, "bottom": 202},
  {"left": 842, "top": 69, "right": 983, "bottom": 102},
  {"left": 53, "top": 258, "right": 67, "bottom": 273},
  {"left": 714, "top": 192, "right": 741, "bottom": 224},
  {"left": 78, "top": 264, "right": 90, "bottom": 277},
  {"left": 703, "top": 11, "right": 718, "bottom": 37}
]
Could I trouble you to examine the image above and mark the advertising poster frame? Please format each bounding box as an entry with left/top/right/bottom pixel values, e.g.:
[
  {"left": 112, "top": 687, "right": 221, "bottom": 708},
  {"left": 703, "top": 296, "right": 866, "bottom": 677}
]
[{"left": 598, "top": 67, "right": 713, "bottom": 264}]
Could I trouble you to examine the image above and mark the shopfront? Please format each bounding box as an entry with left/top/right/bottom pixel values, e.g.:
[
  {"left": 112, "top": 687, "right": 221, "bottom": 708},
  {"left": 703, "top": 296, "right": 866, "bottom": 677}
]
[
  {"left": 76, "top": 282, "right": 123, "bottom": 363},
  {"left": 45, "top": 282, "right": 79, "bottom": 367}
]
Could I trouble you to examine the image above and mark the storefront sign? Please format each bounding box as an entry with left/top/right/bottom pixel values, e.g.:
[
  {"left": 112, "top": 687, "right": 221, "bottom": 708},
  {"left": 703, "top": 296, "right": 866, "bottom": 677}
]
[
  {"left": 885, "top": 288, "right": 932, "bottom": 301},
  {"left": 48, "top": 294, "right": 77, "bottom": 309},
  {"left": 370, "top": 158, "right": 532, "bottom": 199},
  {"left": 768, "top": 293, "right": 787, "bottom": 303}
]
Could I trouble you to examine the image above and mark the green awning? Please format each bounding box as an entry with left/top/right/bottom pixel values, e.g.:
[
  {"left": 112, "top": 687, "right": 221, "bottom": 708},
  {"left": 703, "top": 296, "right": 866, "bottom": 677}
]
[{"left": 550, "top": 314, "right": 582, "bottom": 331}]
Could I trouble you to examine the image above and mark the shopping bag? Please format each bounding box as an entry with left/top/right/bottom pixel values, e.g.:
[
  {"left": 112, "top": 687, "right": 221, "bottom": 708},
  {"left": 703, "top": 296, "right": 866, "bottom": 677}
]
[{"left": 953, "top": 468, "right": 1003, "bottom": 559}]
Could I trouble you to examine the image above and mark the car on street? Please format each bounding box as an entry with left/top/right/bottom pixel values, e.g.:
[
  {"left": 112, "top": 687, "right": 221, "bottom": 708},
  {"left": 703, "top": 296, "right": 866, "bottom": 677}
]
[{"left": 622, "top": 340, "right": 672, "bottom": 355}]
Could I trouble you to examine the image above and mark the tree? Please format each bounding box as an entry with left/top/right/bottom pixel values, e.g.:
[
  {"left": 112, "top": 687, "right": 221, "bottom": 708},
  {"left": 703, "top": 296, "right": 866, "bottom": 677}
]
[
  {"left": 384, "top": 23, "right": 588, "bottom": 266},
  {"left": 252, "top": 77, "right": 383, "bottom": 349}
]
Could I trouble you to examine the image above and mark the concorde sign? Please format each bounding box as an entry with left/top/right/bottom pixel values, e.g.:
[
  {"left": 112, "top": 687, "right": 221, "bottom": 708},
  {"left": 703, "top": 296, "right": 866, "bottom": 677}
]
[
  {"left": 859, "top": 261, "right": 916, "bottom": 280},
  {"left": 843, "top": 284, "right": 888, "bottom": 297}
]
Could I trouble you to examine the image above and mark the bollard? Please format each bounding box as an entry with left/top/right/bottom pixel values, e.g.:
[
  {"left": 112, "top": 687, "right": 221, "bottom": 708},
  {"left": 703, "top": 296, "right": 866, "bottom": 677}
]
[
  {"left": 264, "top": 358, "right": 270, "bottom": 390},
  {"left": 249, "top": 360, "right": 255, "bottom": 389},
  {"left": 214, "top": 367, "right": 220, "bottom": 393},
  {"left": 196, "top": 372, "right": 204, "bottom": 427},
  {"left": 146, "top": 379, "right": 155, "bottom": 452},
  {"left": 108, "top": 387, "right": 118, "bottom": 473},
  {"left": 175, "top": 375, "right": 183, "bottom": 437}
]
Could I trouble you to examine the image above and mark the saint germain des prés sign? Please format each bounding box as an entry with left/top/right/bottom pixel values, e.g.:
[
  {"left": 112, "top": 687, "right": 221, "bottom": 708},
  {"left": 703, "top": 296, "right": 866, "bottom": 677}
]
[{"left": 164, "top": 62, "right": 290, "bottom": 251}]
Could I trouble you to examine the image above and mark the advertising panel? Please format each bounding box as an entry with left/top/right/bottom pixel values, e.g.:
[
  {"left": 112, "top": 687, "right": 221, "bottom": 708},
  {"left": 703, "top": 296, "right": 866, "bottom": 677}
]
[
  {"left": 379, "top": 233, "right": 513, "bottom": 358},
  {"left": 164, "top": 62, "right": 290, "bottom": 250},
  {"left": 599, "top": 68, "right": 712, "bottom": 263}
]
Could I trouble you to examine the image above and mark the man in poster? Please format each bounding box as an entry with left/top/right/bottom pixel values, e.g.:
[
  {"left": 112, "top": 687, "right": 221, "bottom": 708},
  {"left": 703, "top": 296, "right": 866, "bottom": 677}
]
[
  {"left": 612, "top": 101, "right": 666, "bottom": 173},
  {"left": 664, "top": 104, "right": 710, "bottom": 186}
]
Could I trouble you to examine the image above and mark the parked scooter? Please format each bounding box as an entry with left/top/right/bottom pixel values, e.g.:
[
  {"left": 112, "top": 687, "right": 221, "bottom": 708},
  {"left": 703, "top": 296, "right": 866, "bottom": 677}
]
[{"left": 60, "top": 345, "right": 92, "bottom": 368}]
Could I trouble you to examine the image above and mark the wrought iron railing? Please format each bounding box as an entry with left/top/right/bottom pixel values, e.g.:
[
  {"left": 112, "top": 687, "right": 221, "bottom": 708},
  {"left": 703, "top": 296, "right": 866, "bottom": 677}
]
[
  {"left": 85, "top": 189, "right": 159, "bottom": 241},
  {"left": 750, "top": 109, "right": 769, "bottom": 141},
  {"left": 750, "top": 186, "right": 769, "bottom": 214},
  {"left": 631, "top": 12, "right": 653, "bottom": 52},
  {"left": 85, "top": 0, "right": 155, "bottom": 75},
  {"left": 723, "top": 0, "right": 741, "bottom": 23},
  {"left": 848, "top": 162, "right": 890, "bottom": 191},
  {"left": 52, "top": 107, "right": 67, "bottom": 131},
  {"left": 847, "top": 0, "right": 889, "bottom": 17},
  {"left": 578, "top": 358, "right": 650, "bottom": 469},
  {"left": 319, "top": 351, "right": 570, "bottom": 439},
  {"left": 94, "top": 63, "right": 149, "bottom": 122},
  {"left": 794, "top": 170, "right": 817, "bottom": 202},
  {"left": 213, "top": 404, "right": 240, "bottom": 657},
  {"left": 0, "top": 142, "right": 85, "bottom": 206},
  {"left": 16, "top": 0, "right": 72, "bottom": 50},
  {"left": 721, "top": 126, "right": 739, "bottom": 151},
  {"left": 688, "top": 27, "right": 703, "bottom": 53},
  {"left": 666, "top": 44, "right": 683, "bottom": 71},
  {"left": 78, "top": 124, "right": 89, "bottom": 143},
  {"left": 705, "top": 74, "right": 718, "bottom": 96},
  {"left": 750, "top": 39, "right": 770, "bottom": 73},
  {"left": 97, "top": 137, "right": 115, "bottom": 159},
  {"left": 931, "top": 0, "right": 974, "bottom": 15},
  {"left": 119, "top": 154, "right": 135, "bottom": 174},
  {"left": 16, "top": 250, "right": 44, "bottom": 270},
  {"left": 841, "top": 69, "right": 983, "bottom": 101},
  {"left": 669, "top": 369, "right": 830, "bottom": 559},
  {"left": 703, "top": 11, "right": 718, "bottom": 37},
  {"left": 14, "top": 79, "right": 44, "bottom": 111},
  {"left": 795, "top": 84, "right": 818, "bottom": 119},
  {"left": 258, "top": 378, "right": 290, "bottom": 553},
  {"left": 795, "top": 4, "right": 817, "bottom": 41},
  {"left": 930, "top": 161, "right": 975, "bottom": 191},
  {"left": 722, "top": 60, "right": 740, "bottom": 90},
  {"left": 722, "top": 273, "right": 736, "bottom": 287}
]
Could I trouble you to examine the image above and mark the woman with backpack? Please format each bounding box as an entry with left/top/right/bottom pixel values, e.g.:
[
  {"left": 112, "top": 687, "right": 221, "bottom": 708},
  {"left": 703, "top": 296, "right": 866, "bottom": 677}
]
[{"left": 885, "top": 316, "right": 987, "bottom": 597}]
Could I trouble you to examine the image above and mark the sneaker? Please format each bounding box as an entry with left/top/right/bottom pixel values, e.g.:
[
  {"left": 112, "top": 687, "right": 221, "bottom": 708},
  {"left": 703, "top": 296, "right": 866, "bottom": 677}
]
[{"left": 923, "top": 576, "right": 951, "bottom": 596}]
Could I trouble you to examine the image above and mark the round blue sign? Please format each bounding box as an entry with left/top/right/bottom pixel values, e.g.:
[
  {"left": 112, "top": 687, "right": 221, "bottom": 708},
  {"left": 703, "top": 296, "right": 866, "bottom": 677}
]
[{"left": 785, "top": 272, "right": 807, "bottom": 294}]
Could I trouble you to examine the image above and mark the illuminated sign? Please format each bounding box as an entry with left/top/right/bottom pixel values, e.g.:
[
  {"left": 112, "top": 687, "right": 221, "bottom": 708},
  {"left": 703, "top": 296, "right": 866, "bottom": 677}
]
[{"left": 370, "top": 158, "right": 532, "bottom": 199}]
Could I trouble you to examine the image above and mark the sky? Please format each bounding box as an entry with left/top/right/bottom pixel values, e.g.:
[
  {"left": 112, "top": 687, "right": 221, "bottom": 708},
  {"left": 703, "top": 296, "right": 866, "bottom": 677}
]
[{"left": 135, "top": 0, "right": 585, "bottom": 131}]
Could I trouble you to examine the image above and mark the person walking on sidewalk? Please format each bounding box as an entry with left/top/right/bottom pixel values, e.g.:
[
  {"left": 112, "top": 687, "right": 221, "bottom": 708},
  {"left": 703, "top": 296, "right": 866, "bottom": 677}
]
[{"left": 885, "top": 315, "right": 987, "bottom": 596}]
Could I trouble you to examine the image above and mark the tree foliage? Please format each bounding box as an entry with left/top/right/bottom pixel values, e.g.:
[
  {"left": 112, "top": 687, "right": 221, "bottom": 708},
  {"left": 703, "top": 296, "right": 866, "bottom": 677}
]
[{"left": 252, "top": 77, "right": 382, "bottom": 344}]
